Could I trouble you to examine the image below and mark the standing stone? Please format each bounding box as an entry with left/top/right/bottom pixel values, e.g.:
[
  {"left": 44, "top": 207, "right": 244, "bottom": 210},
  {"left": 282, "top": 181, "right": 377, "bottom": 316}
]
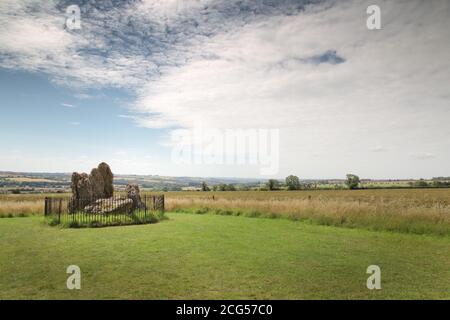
[
  {"left": 126, "top": 184, "right": 145, "bottom": 210},
  {"left": 77, "top": 173, "right": 93, "bottom": 199},
  {"left": 98, "top": 162, "right": 113, "bottom": 198},
  {"left": 71, "top": 172, "right": 81, "bottom": 198},
  {"left": 89, "top": 168, "right": 105, "bottom": 199},
  {"left": 69, "top": 162, "right": 115, "bottom": 213},
  {"left": 70, "top": 172, "right": 82, "bottom": 212},
  {"left": 69, "top": 173, "right": 92, "bottom": 211}
]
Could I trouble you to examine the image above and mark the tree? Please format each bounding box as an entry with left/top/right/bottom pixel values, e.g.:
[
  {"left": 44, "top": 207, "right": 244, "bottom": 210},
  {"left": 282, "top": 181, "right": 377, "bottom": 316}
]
[
  {"left": 217, "top": 183, "right": 236, "bottom": 191},
  {"left": 238, "top": 185, "right": 250, "bottom": 191},
  {"left": 266, "top": 179, "right": 280, "bottom": 191},
  {"left": 201, "top": 181, "right": 210, "bottom": 191},
  {"left": 414, "top": 179, "right": 429, "bottom": 188},
  {"left": 285, "top": 175, "right": 301, "bottom": 190},
  {"left": 346, "top": 174, "right": 360, "bottom": 190},
  {"left": 226, "top": 184, "right": 236, "bottom": 191}
]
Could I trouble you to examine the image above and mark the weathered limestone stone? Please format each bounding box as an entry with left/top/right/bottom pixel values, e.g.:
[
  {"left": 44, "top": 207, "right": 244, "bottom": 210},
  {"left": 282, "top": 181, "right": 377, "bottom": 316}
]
[
  {"left": 70, "top": 162, "right": 114, "bottom": 200},
  {"left": 77, "top": 173, "right": 93, "bottom": 199},
  {"left": 71, "top": 172, "right": 81, "bottom": 198},
  {"left": 70, "top": 173, "right": 81, "bottom": 212},
  {"left": 69, "top": 172, "right": 93, "bottom": 211},
  {"left": 98, "top": 162, "right": 113, "bottom": 198},
  {"left": 69, "top": 162, "right": 114, "bottom": 212},
  {"left": 126, "top": 184, "right": 145, "bottom": 210},
  {"left": 89, "top": 168, "right": 105, "bottom": 199},
  {"left": 84, "top": 198, "right": 133, "bottom": 214}
]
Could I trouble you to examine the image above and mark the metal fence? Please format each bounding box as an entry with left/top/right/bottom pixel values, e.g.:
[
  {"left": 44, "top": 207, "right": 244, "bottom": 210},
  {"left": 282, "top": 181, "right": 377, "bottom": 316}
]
[{"left": 44, "top": 194, "right": 164, "bottom": 227}]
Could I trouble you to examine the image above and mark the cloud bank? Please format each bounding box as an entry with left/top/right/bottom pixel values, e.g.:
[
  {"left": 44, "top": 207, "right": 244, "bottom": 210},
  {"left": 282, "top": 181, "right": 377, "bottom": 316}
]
[{"left": 1, "top": 0, "right": 449, "bottom": 178}]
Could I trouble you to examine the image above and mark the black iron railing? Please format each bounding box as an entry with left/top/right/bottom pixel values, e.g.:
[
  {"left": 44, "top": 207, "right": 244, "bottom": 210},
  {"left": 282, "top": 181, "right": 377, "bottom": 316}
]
[{"left": 44, "top": 194, "right": 164, "bottom": 227}]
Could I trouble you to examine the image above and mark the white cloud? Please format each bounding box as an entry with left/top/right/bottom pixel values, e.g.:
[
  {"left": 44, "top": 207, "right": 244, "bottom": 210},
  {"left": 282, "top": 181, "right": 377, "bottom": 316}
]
[
  {"left": 410, "top": 152, "right": 436, "bottom": 160},
  {"left": 134, "top": 0, "right": 450, "bottom": 131},
  {"left": 1, "top": 0, "right": 449, "bottom": 178},
  {"left": 61, "top": 103, "right": 76, "bottom": 108},
  {"left": 370, "top": 146, "right": 386, "bottom": 153},
  {"left": 130, "top": 0, "right": 450, "bottom": 178},
  {"left": 0, "top": 0, "right": 158, "bottom": 88}
]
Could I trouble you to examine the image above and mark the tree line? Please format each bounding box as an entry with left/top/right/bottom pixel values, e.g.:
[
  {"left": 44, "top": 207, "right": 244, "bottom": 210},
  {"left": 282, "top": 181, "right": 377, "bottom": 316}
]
[
  {"left": 199, "top": 174, "right": 363, "bottom": 192},
  {"left": 265, "top": 174, "right": 361, "bottom": 191},
  {"left": 199, "top": 174, "right": 450, "bottom": 192}
]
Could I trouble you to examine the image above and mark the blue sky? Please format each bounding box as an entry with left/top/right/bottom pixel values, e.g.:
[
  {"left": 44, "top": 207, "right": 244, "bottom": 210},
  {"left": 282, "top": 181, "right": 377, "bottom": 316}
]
[
  {"left": 0, "top": 0, "right": 449, "bottom": 178},
  {"left": 0, "top": 68, "right": 171, "bottom": 174}
]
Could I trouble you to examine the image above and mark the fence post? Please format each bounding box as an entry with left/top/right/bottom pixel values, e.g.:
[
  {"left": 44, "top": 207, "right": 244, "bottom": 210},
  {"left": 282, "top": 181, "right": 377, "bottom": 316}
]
[
  {"left": 144, "top": 195, "right": 147, "bottom": 218},
  {"left": 57, "top": 199, "right": 60, "bottom": 224},
  {"left": 44, "top": 197, "right": 48, "bottom": 216}
]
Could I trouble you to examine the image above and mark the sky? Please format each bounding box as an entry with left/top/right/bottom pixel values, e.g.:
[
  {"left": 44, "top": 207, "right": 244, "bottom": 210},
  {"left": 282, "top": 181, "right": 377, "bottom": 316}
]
[{"left": 0, "top": 0, "right": 449, "bottom": 179}]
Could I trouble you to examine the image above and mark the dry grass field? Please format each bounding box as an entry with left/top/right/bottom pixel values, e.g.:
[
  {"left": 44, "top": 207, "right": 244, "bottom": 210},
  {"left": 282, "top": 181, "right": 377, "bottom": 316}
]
[
  {"left": 0, "top": 193, "right": 65, "bottom": 217},
  {"left": 164, "top": 189, "right": 450, "bottom": 235}
]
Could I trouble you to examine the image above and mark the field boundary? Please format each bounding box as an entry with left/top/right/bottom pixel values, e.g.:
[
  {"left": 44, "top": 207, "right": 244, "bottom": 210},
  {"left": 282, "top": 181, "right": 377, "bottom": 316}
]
[{"left": 173, "top": 206, "right": 450, "bottom": 237}]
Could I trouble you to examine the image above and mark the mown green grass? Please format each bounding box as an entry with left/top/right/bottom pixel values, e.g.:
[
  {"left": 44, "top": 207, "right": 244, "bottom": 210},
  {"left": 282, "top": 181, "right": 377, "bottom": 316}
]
[{"left": 0, "top": 213, "right": 449, "bottom": 299}]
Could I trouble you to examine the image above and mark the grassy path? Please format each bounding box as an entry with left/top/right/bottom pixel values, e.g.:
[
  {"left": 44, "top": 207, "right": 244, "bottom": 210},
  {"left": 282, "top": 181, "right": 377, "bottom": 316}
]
[{"left": 0, "top": 213, "right": 449, "bottom": 299}]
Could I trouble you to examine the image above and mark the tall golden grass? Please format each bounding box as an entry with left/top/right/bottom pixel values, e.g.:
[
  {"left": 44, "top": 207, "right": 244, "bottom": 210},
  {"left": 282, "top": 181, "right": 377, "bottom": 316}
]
[
  {"left": 0, "top": 200, "right": 43, "bottom": 217},
  {"left": 1, "top": 190, "right": 449, "bottom": 235},
  {"left": 164, "top": 191, "right": 450, "bottom": 235},
  {"left": 0, "top": 193, "right": 66, "bottom": 217}
]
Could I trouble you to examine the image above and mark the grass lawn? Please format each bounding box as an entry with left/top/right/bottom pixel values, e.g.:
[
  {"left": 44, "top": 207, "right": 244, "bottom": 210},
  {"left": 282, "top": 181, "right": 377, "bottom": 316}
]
[{"left": 0, "top": 213, "right": 449, "bottom": 299}]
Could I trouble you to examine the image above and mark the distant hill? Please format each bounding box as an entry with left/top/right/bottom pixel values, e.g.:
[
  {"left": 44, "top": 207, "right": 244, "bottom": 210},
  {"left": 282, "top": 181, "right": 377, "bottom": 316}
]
[
  {"left": 0, "top": 171, "right": 443, "bottom": 194},
  {"left": 0, "top": 171, "right": 265, "bottom": 193}
]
